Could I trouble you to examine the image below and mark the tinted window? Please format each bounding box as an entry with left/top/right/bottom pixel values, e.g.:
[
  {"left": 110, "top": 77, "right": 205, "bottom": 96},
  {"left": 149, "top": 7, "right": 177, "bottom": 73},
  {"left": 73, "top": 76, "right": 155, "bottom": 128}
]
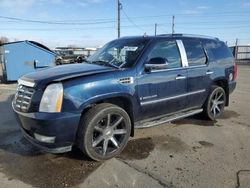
[
  {"left": 183, "top": 40, "right": 206, "bottom": 66},
  {"left": 210, "top": 41, "right": 233, "bottom": 60},
  {"left": 147, "top": 40, "right": 181, "bottom": 69}
]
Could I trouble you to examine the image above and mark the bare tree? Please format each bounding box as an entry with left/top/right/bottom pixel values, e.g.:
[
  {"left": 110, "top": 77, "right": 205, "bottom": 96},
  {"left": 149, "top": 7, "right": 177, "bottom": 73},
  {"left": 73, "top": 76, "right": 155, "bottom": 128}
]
[{"left": 0, "top": 37, "right": 9, "bottom": 45}]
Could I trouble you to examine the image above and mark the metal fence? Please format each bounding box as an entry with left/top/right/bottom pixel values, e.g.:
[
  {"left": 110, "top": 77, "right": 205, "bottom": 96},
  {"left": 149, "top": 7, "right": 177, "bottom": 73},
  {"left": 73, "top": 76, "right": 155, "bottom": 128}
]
[{"left": 230, "top": 46, "right": 250, "bottom": 64}]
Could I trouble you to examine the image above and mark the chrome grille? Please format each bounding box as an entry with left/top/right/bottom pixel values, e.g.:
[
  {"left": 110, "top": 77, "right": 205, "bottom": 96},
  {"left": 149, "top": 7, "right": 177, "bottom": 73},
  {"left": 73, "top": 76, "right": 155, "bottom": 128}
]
[{"left": 14, "top": 85, "right": 35, "bottom": 112}]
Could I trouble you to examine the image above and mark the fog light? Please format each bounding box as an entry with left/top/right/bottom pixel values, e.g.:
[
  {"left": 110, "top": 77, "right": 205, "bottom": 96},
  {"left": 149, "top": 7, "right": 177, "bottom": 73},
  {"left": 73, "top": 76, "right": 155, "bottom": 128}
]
[{"left": 34, "top": 133, "right": 56, "bottom": 143}]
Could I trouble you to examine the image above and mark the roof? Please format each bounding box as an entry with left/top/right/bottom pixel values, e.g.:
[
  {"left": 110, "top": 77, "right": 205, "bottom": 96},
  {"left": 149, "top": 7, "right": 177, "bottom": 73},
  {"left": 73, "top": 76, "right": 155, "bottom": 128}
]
[
  {"left": 120, "top": 33, "right": 219, "bottom": 41},
  {"left": 230, "top": 45, "right": 250, "bottom": 48},
  {"left": 0, "top": 40, "right": 55, "bottom": 54}
]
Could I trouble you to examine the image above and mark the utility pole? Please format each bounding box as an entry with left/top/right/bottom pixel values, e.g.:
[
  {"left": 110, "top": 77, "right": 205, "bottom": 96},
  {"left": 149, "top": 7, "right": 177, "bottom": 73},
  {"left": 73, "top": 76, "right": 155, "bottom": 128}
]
[
  {"left": 117, "top": 0, "right": 122, "bottom": 38},
  {"left": 235, "top": 38, "right": 238, "bottom": 59},
  {"left": 172, "top": 15, "right": 175, "bottom": 34},
  {"left": 154, "top": 23, "right": 157, "bottom": 36}
]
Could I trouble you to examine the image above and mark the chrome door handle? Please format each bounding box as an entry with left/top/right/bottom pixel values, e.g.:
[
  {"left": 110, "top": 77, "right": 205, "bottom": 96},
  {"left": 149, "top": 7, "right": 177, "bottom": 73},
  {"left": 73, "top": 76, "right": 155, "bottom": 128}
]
[
  {"left": 206, "top": 71, "right": 214, "bottom": 75},
  {"left": 176, "top": 75, "right": 186, "bottom": 80}
]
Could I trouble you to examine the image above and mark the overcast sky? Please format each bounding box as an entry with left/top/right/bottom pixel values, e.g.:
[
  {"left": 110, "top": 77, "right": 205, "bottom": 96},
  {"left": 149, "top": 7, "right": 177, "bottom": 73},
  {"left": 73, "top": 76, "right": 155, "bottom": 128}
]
[{"left": 0, "top": 0, "right": 250, "bottom": 48}]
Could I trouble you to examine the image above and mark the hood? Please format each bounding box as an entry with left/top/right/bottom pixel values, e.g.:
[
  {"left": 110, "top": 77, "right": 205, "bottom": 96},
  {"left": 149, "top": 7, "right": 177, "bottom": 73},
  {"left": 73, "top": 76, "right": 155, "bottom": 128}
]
[{"left": 21, "top": 63, "right": 114, "bottom": 87}]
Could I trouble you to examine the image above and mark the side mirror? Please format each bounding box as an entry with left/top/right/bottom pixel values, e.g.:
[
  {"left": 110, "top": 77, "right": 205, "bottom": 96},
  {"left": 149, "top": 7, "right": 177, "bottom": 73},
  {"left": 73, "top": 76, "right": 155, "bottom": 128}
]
[{"left": 145, "top": 57, "right": 168, "bottom": 72}]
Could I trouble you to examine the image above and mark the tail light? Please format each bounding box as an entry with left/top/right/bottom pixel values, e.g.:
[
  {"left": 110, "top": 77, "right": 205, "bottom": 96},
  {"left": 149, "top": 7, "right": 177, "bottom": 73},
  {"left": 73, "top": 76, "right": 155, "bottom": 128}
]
[{"left": 233, "top": 62, "right": 237, "bottom": 80}]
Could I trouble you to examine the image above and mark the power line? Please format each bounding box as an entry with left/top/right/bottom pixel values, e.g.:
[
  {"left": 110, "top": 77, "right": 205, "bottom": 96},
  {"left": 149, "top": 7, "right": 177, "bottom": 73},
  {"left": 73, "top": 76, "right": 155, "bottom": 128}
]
[
  {"left": 0, "top": 15, "right": 115, "bottom": 25},
  {"left": 0, "top": 24, "right": 161, "bottom": 31},
  {"left": 1, "top": 10, "right": 250, "bottom": 24},
  {"left": 0, "top": 23, "right": 249, "bottom": 31},
  {"left": 121, "top": 8, "right": 145, "bottom": 32},
  {"left": 174, "top": 20, "right": 250, "bottom": 25},
  {"left": 177, "top": 25, "right": 250, "bottom": 30}
]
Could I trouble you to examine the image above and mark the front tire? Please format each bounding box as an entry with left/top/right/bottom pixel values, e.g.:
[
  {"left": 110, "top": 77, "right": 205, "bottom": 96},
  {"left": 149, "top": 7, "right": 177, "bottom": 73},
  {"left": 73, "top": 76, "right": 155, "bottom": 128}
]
[
  {"left": 203, "top": 85, "right": 226, "bottom": 120},
  {"left": 77, "top": 103, "right": 131, "bottom": 161}
]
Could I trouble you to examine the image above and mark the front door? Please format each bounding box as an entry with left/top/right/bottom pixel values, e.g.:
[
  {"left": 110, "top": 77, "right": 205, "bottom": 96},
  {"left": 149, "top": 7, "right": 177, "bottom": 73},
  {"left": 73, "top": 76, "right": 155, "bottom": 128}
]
[{"left": 137, "top": 39, "right": 188, "bottom": 120}]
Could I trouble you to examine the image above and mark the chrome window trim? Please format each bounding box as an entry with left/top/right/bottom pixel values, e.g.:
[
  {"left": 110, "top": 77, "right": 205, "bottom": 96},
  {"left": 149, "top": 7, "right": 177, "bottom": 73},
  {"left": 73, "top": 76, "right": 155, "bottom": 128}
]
[
  {"left": 150, "top": 67, "right": 186, "bottom": 73},
  {"left": 176, "top": 40, "right": 188, "bottom": 67},
  {"left": 186, "top": 65, "right": 207, "bottom": 69},
  {"left": 140, "top": 89, "right": 206, "bottom": 106},
  {"left": 18, "top": 79, "right": 35, "bottom": 88}
]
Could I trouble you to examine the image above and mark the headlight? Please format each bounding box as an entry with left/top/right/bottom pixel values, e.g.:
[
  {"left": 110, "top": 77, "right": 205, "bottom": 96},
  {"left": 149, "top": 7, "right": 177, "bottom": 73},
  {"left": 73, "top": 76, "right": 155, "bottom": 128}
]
[{"left": 39, "top": 83, "right": 63, "bottom": 112}]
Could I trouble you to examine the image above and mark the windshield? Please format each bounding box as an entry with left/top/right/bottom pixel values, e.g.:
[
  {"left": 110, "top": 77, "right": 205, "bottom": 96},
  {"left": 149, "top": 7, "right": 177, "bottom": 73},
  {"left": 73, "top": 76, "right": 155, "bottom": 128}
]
[{"left": 87, "top": 38, "right": 149, "bottom": 68}]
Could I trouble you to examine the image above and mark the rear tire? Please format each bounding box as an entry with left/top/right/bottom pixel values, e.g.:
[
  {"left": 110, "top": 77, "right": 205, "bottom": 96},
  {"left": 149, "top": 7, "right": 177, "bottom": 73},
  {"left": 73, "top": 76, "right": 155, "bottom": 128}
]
[
  {"left": 77, "top": 103, "right": 131, "bottom": 161},
  {"left": 203, "top": 85, "right": 226, "bottom": 121}
]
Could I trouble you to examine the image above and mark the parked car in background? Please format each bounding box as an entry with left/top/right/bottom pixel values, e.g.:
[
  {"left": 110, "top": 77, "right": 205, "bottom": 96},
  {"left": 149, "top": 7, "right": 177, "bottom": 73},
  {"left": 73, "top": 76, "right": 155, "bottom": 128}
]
[
  {"left": 13, "top": 34, "right": 236, "bottom": 161},
  {"left": 54, "top": 47, "right": 98, "bottom": 65},
  {"left": 54, "top": 48, "right": 85, "bottom": 65}
]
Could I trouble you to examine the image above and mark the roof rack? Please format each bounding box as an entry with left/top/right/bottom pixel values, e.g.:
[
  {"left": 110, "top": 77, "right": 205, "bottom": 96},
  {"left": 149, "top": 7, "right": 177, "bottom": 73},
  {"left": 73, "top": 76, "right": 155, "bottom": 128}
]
[{"left": 157, "top": 33, "right": 219, "bottom": 40}]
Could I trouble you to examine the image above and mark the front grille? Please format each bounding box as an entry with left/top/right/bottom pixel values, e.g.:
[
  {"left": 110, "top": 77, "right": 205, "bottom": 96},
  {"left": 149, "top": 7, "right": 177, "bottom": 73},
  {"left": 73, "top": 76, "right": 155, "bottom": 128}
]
[{"left": 14, "top": 85, "right": 35, "bottom": 112}]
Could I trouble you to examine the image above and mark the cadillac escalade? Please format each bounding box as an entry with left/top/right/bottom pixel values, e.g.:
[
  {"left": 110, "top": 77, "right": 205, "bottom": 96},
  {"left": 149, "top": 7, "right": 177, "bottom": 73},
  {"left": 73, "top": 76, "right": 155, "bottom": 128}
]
[{"left": 13, "top": 34, "right": 237, "bottom": 161}]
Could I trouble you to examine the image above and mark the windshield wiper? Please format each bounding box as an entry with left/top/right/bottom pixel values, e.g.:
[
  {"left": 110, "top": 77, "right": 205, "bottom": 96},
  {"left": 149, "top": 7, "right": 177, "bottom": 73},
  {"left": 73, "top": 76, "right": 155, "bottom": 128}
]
[
  {"left": 82, "top": 59, "right": 92, "bottom": 64},
  {"left": 91, "top": 60, "right": 119, "bottom": 69}
]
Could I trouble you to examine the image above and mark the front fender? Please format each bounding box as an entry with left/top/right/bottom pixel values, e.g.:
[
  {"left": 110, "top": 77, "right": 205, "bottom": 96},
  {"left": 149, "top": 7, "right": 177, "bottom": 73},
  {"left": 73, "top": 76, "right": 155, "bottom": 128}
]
[
  {"left": 62, "top": 73, "right": 138, "bottom": 113},
  {"left": 78, "top": 92, "right": 136, "bottom": 111}
]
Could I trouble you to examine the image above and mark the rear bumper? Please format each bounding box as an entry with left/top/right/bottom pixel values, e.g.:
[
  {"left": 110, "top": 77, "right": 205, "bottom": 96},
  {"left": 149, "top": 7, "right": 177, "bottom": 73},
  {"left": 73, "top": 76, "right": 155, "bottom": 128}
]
[
  {"left": 229, "top": 81, "right": 236, "bottom": 94},
  {"left": 13, "top": 104, "right": 81, "bottom": 153}
]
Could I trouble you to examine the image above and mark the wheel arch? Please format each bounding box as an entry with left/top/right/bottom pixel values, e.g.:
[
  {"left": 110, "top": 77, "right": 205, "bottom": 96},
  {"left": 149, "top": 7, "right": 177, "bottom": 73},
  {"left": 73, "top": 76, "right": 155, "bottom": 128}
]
[
  {"left": 213, "top": 78, "right": 229, "bottom": 106},
  {"left": 79, "top": 94, "right": 135, "bottom": 137}
]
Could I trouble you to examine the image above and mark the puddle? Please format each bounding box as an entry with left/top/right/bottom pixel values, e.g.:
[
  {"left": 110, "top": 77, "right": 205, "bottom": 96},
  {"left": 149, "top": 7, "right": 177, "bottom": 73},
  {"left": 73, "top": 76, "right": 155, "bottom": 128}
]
[
  {"left": 154, "top": 135, "right": 189, "bottom": 152},
  {"left": 0, "top": 131, "right": 101, "bottom": 188},
  {"left": 118, "top": 135, "right": 189, "bottom": 160},
  {"left": 0, "top": 132, "right": 158, "bottom": 187},
  {"left": 198, "top": 141, "right": 214, "bottom": 147},
  {"left": 118, "top": 137, "right": 154, "bottom": 160}
]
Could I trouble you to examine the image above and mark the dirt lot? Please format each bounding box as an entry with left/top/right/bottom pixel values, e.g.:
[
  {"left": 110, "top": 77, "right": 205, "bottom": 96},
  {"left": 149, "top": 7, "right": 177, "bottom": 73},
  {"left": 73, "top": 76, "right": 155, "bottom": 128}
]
[{"left": 0, "top": 65, "right": 249, "bottom": 188}]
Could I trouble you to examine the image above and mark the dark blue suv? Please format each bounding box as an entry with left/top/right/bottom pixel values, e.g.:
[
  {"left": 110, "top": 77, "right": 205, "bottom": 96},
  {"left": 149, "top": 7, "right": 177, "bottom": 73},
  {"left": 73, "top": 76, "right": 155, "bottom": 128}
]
[{"left": 13, "top": 34, "right": 237, "bottom": 161}]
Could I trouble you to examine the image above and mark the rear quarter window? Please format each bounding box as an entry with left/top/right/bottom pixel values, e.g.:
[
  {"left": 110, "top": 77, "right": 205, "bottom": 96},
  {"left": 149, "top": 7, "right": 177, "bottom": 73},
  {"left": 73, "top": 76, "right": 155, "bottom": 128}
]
[{"left": 204, "top": 40, "right": 233, "bottom": 60}]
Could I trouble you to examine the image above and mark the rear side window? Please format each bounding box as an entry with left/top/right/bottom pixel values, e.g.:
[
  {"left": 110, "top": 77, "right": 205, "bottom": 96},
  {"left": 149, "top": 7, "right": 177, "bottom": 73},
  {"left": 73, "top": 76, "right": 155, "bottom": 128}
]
[
  {"left": 210, "top": 41, "right": 233, "bottom": 60},
  {"left": 147, "top": 40, "right": 181, "bottom": 69},
  {"left": 182, "top": 39, "right": 207, "bottom": 66}
]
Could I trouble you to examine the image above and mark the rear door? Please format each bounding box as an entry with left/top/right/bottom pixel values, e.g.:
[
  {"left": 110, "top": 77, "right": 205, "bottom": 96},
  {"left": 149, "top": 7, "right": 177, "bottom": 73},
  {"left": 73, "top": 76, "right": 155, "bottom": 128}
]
[
  {"left": 137, "top": 39, "right": 188, "bottom": 119},
  {"left": 182, "top": 39, "right": 214, "bottom": 109}
]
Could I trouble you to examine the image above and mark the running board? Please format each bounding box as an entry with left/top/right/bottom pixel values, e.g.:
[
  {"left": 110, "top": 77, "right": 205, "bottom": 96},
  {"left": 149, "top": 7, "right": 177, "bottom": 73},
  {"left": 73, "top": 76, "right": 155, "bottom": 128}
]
[{"left": 135, "top": 109, "right": 203, "bottom": 129}]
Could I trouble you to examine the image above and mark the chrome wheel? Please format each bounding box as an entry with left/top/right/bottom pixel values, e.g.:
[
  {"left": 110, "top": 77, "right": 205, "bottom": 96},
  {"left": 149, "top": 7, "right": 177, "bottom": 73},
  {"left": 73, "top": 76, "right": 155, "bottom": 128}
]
[
  {"left": 209, "top": 88, "right": 226, "bottom": 118},
  {"left": 92, "top": 113, "right": 127, "bottom": 156},
  {"left": 78, "top": 103, "right": 131, "bottom": 161},
  {"left": 203, "top": 86, "right": 226, "bottom": 121}
]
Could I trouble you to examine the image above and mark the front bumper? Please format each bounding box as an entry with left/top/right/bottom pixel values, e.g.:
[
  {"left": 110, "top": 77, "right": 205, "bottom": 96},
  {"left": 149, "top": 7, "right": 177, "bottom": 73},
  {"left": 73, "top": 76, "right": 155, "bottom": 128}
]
[{"left": 13, "top": 104, "right": 81, "bottom": 153}]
